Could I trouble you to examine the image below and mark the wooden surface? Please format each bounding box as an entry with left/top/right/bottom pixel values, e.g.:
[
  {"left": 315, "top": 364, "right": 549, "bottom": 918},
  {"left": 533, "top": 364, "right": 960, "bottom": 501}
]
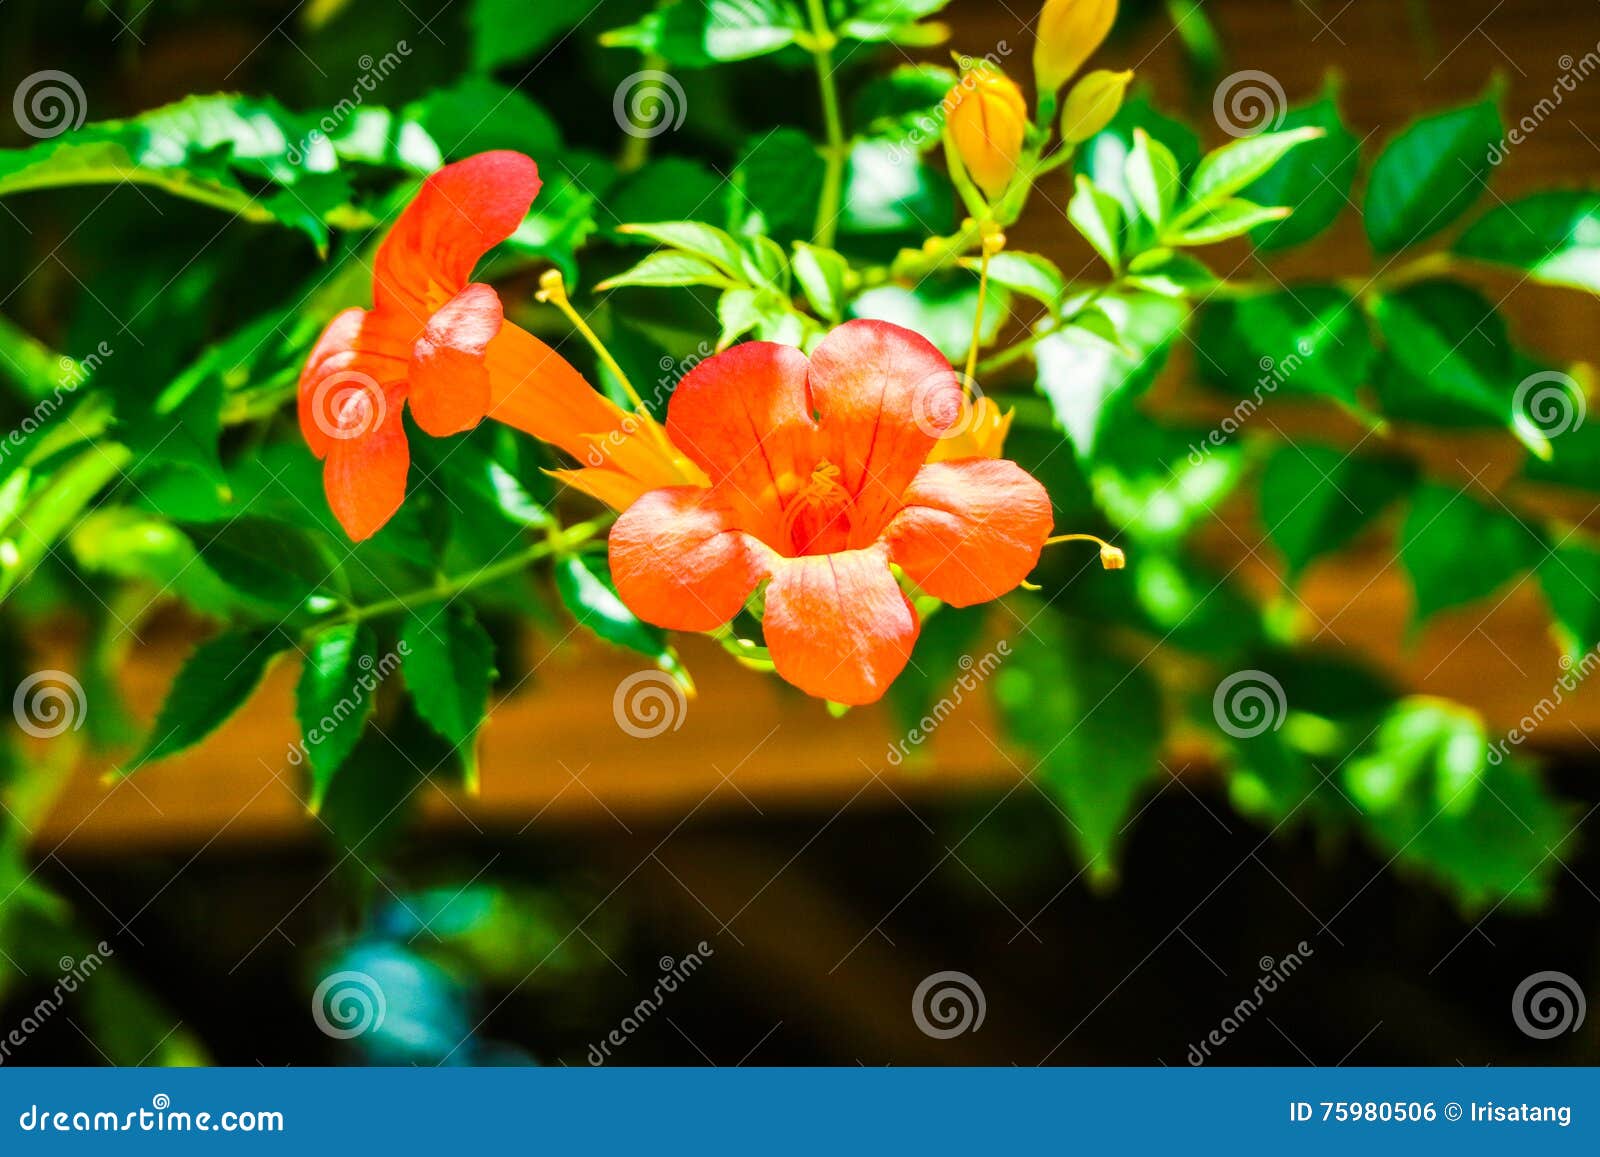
[{"left": 25, "top": 0, "right": 1600, "bottom": 852}]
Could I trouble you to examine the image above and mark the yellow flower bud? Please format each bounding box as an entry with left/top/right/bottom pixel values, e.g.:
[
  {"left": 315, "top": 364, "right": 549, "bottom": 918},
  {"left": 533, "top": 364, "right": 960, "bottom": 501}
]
[
  {"left": 943, "top": 67, "right": 1028, "bottom": 201},
  {"left": 928, "top": 396, "right": 1015, "bottom": 462},
  {"left": 1034, "top": 0, "right": 1119, "bottom": 94},
  {"left": 1060, "top": 68, "right": 1132, "bottom": 144}
]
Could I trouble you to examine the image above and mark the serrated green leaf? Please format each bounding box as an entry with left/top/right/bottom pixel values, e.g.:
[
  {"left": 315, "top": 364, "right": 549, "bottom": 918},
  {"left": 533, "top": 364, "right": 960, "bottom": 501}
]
[
  {"left": 180, "top": 517, "right": 341, "bottom": 609},
  {"left": 1194, "top": 287, "right": 1373, "bottom": 405},
  {"left": 1242, "top": 88, "right": 1360, "bottom": 251},
  {"left": 402, "top": 606, "right": 496, "bottom": 747},
  {"left": 1399, "top": 483, "right": 1546, "bottom": 626},
  {"left": 1185, "top": 126, "right": 1322, "bottom": 212},
  {"left": 130, "top": 628, "right": 291, "bottom": 769},
  {"left": 1165, "top": 198, "right": 1289, "bottom": 246},
  {"left": 617, "top": 221, "right": 747, "bottom": 277},
  {"left": 597, "top": 251, "right": 736, "bottom": 290},
  {"left": 554, "top": 554, "right": 677, "bottom": 666},
  {"left": 296, "top": 622, "right": 379, "bottom": 810}
]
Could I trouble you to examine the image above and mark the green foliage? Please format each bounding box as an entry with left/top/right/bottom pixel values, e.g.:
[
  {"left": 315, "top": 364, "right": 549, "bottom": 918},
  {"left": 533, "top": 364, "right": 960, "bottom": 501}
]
[{"left": 1364, "top": 95, "right": 1501, "bottom": 252}]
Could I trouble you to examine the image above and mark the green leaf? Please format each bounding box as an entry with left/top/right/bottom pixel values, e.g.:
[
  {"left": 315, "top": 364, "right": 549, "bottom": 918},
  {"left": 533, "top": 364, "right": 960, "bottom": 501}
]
[
  {"left": 836, "top": 0, "right": 954, "bottom": 42},
  {"left": 792, "top": 242, "right": 852, "bottom": 320},
  {"left": 617, "top": 221, "right": 747, "bottom": 277},
  {"left": 597, "top": 251, "right": 735, "bottom": 290},
  {"left": 0, "top": 95, "right": 369, "bottom": 247},
  {"left": 1122, "top": 251, "right": 1217, "bottom": 297},
  {"left": 839, "top": 138, "right": 953, "bottom": 247},
  {"left": 296, "top": 623, "right": 380, "bottom": 810},
  {"left": 960, "top": 250, "right": 1066, "bottom": 310},
  {"left": 1075, "top": 93, "right": 1200, "bottom": 247},
  {"left": 1344, "top": 700, "right": 1569, "bottom": 910},
  {"left": 1372, "top": 281, "right": 1550, "bottom": 457},
  {"left": 1537, "top": 542, "right": 1600, "bottom": 659},
  {"left": 1068, "top": 174, "right": 1123, "bottom": 270},
  {"left": 1034, "top": 293, "right": 1186, "bottom": 464},
  {"left": 1125, "top": 129, "right": 1182, "bottom": 228},
  {"left": 69, "top": 509, "right": 238, "bottom": 619},
  {"left": 852, "top": 63, "right": 956, "bottom": 149},
  {"left": 851, "top": 278, "right": 1008, "bottom": 362},
  {"left": 994, "top": 609, "right": 1163, "bottom": 881},
  {"left": 180, "top": 517, "right": 341, "bottom": 609},
  {"left": 467, "top": 0, "right": 588, "bottom": 71},
  {"left": 1242, "top": 88, "right": 1361, "bottom": 251},
  {"left": 1364, "top": 96, "right": 1501, "bottom": 252},
  {"left": 1194, "top": 287, "right": 1374, "bottom": 406},
  {"left": 554, "top": 554, "right": 681, "bottom": 670},
  {"left": 1455, "top": 191, "right": 1600, "bottom": 293},
  {"left": 602, "top": 0, "right": 803, "bottom": 66},
  {"left": 1184, "top": 126, "right": 1322, "bottom": 212},
  {"left": 412, "top": 76, "right": 564, "bottom": 161},
  {"left": 130, "top": 629, "right": 291, "bottom": 769},
  {"left": 732, "top": 128, "right": 825, "bottom": 241},
  {"left": 402, "top": 605, "right": 496, "bottom": 748},
  {"left": 1399, "top": 483, "right": 1546, "bottom": 626},
  {"left": 1164, "top": 198, "right": 1289, "bottom": 246},
  {"left": 1091, "top": 414, "right": 1248, "bottom": 543},
  {"left": 1260, "top": 444, "right": 1416, "bottom": 581}
]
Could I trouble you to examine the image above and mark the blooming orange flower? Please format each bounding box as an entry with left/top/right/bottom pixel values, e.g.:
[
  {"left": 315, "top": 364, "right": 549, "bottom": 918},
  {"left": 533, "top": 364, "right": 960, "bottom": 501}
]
[
  {"left": 299, "top": 151, "right": 689, "bottom": 540},
  {"left": 609, "top": 320, "right": 1054, "bottom": 705}
]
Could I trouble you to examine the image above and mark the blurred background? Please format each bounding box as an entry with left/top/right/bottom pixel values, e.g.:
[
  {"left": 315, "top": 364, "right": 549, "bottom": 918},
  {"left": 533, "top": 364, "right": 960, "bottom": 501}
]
[{"left": 1, "top": 0, "right": 1598, "bottom": 1065}]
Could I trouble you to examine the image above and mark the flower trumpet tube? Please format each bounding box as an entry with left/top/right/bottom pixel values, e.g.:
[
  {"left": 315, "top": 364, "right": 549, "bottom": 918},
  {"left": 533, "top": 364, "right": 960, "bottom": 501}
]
[
  {"left": 607, "top": 320, "right": 1055, "bottom": 706},
  {"left": 297, "top": 150, "right": 691, "bottom": 540}
]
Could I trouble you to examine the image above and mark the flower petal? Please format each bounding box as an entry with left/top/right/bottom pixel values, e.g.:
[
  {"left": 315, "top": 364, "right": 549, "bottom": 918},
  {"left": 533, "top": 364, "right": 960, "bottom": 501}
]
[
  {"left": 884, "top": 459, "right": 1054, "bottom": 606},
  {"left": 610, "top": 487, "right": 775, "bottom": 631},
  {"left": 762, "top": 545, "right": 919, "bottom": 705},
  {"left": 409, "top": 283, "right": 502, "bottom": 437},
  {"left": 485, "top": 320, "right": 631, "bottom": 460},
  {"left": 324, "top": 410, "right": 410, "bottom": 542},
  {"left": 374, "top": 151, "right": 541, "bottom": 322},
  {"left": 806, "top": 319, "right": 962, "bottom": 539},
  {"left": 665, "top": 340, "right": 815, "bottom": 538},
  {"left": 298, "top": 307, "right": 410, "bottom": 459}
]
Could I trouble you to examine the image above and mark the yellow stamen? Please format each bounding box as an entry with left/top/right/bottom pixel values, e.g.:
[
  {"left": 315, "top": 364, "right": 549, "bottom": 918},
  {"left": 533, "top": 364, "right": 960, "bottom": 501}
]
[
  {"left": 1045, "top": 532, "right": 1125, "bottom": 570},
  {"left": 963, "top": 228, "right": 1006, "bottom": 394}
]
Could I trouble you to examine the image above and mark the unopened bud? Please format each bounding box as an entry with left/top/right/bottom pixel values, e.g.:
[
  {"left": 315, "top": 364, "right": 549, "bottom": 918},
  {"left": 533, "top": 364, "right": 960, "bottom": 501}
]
[
  {"left": 1034, "top": 0, "right": 1119, "bottom": 94},
  {"left": 943, "top": 66, "right": 1028, "bottom": 201},
  {"left": 1060, "top": 68, "right": 1133, "bottom": 144}
]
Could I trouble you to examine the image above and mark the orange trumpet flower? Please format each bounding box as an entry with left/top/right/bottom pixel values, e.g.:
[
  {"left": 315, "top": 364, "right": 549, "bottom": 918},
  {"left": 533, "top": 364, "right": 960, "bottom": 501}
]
[
  {"left": 609, "top": 321, "right": 1054, "bottom": 706},
  {"left": 298, "top": 151, "right": 689, "bottom": 540}
]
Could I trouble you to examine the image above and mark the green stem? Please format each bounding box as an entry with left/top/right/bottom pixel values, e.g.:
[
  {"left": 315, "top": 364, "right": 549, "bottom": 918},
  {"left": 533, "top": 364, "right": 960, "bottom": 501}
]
[
  {"left": 805, "top": 0, "right": 848, "bottom": 248},
  {"left": 0, "top": 443, "right": 133, "bottom": 604},
  {"left": 311, "top": 516, "right": 613, "bottom": 636}
]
